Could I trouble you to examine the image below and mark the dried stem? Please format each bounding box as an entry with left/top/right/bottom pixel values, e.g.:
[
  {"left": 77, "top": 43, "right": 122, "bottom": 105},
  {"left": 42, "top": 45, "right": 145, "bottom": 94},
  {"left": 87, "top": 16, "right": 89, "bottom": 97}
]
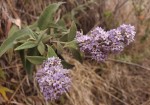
[
  {"left": 8, "top": 75, "right": 27, "bottom": 102},
  {"left": 107, "top": 58, "right": 150, "bottom": 71}
]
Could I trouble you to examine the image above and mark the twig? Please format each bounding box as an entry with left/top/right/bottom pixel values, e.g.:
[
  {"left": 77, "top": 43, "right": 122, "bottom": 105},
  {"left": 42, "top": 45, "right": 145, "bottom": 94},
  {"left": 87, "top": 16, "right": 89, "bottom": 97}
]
[
  {"left": 1, "top": 64, "right": 22, "bottom": 70},
  {"left": 85, "top": 55, "right": 150, "bottom": 71},
  {"left": 8, "top": 75, "right": 27, "bottom": 102},
  {"left": 113, "top": 0, "right": 129, "bottom": 14},
  {"left": 14, "top": 8, "right": 38, "bottom": 20},
  {"left": 107, "top": 58, "right": 150, "bottom": 71},
  {"left": 102, "top": 89, "right": 130, "bottom": 105}
]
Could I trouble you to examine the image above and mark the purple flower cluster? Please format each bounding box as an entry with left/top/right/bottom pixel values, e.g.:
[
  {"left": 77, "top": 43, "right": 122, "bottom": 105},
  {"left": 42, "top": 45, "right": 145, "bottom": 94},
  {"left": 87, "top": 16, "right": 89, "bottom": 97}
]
[
  {"left": 36, "top": 57, "right": 71, "bottom": 100},
  {"left": 76, "top": 24, "right": 136, "bottom": 61},
  {"left": 108, "top": 24, "right": 136, "bottom": 53}
]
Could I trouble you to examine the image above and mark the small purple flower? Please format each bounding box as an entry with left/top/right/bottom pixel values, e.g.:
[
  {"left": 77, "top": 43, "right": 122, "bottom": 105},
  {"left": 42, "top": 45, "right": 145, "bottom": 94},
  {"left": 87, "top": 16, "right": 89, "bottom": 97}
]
[
  {"left": 36, "top": 57, "right": 71, "bottom": 101},
  {"left": 117, "top": 24, "right": 136, "bottom": 45},
  {"left": 91, "top": 50, "right": 107, "bottom": 61},
  {"left": 107, "top": 24, "right": 136, "bottom": 53},
  {"left": 107, "top": 29, "right": 124, "bottom": 53},
  {"left": 91, "top": 27, "right": 109, "bottom": 41},
  {"left": 75, "top": 31, "right": 93, "bottom": 53},
  {"left": 76, "top": 28, "right": 110, "bottom": 62}
]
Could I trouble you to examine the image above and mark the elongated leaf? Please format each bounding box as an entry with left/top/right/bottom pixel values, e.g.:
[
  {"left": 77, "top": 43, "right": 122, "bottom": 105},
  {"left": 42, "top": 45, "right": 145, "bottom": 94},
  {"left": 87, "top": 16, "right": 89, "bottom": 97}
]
[
  {"left": 25, "top": 60, "right": 34, "bottom": 77},
  {"left": 47, "top": 45, "right": 57, "bottom": 57},
  {"left": 64, "top": 40, "right": 78, "bottom": 49},
  {"left": 25, "top": 47, "right": 38, "bottom": 76},
  {"left": 38, "top": 2, "right": 64, "bottom": 30},
  {"left": 0, "top": 28, "right": 33, "bottom": 57},
  {"left": 37, "top": 42, "right": 45, "bottom": 55},
  {"left": 19, "top": 50, "right": 26, "bottom": 71},
  {"left": 0, "top": 68, "right": 5, "bottom": 80},
  {"left": 19, "top": 48, "right": 39, "bottom": 76},
  {"left": 37, "top": 33, "right": 45, "bottom": 44},
  {"left": 57, "top": 19, "right": 67, "bottom": 30},
  {"left": 42, "top": 35, "right": 52, "bottom": 43},
  {"left": 70, "top": 48, "right": 83, "bottom": 63},
  {"left": 8, "top": 25, "right": 19, "bottom": 37},
  {"left": 60, "top": 34, "right": 68, "bottom": 42},
  {"left": 29, "top": 22, "right": 38, "bottom": 30},
  {"left": 27, "top": 27, "right": 37, "bottom": 39},
  {"left": 68, "top": 21, "right": 77, "bottom": 41},
  {"left": 61, "top": 60, "right": 74, "bottom": 69},
  {"left": 26, "top": 56, "right": 46, "bottom": 64},
  {"left": 15, "top": 41, "right": 37, "bottom": 50},
  {"left": 0, "top": 85, "right": 13, "bottom": 101},
  {"left": 56, "top": 42, "right": 63, "bottom": 54},
  {"left": 48, "top": 23, "right": 66, "bottom": 31},
  {"left": 6, "top": 48, "right": 14, "bottom": 63}
]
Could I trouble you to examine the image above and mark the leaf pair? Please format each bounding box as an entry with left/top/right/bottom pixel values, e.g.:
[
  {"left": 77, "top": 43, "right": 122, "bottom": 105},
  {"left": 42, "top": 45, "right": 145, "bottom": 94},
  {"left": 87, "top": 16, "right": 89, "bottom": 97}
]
[
  {"left": 26, "top": 45, "right": 57, "bottom": 65},
  {"left": 0, "top": 28, "right": 34, "bottom": 57}
]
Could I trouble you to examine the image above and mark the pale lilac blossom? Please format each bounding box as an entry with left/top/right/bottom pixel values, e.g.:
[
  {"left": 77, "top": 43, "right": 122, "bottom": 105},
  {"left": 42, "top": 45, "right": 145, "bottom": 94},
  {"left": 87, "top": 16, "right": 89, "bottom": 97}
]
[
  {"left": 36, "top": 57, "right": 71, "bottom": 100},
  {"left": 76, "top": 24, "right": 136, "bottom": 61}
]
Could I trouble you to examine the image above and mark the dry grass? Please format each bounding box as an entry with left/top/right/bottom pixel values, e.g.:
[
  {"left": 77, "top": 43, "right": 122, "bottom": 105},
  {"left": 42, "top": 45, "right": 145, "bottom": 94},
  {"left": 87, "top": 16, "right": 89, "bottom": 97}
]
[
  {"left": 2, "top": 53, "right": 150, "bottom": 105},
  {"left": 63, "top": 54, "right": 150, "bottom": 105},
  {"left": 0, "top": 0, "right": 150, "bottom": 105}
]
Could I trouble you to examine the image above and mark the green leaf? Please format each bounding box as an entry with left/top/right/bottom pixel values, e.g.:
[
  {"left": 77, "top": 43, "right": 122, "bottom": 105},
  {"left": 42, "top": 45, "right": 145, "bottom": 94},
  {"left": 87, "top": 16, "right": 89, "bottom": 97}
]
[
  {"left": 0, "top": 28, "right": 33, "bottom": 57},
  {"left": 19, "top": 48, "right": 39, "bottom": 76},
  {"left": 48, "top": 23, "right": 66, "bottom": 31},
  {"left": 8, "top": 25, "right": 19, "bottom": 37},
  {"left": 42, "top": 35, "right": 52, "bottom": 43},
  {"left": 6, "top": 48, "right": 14, "bottom": 63},
  {"left": 26, "top": 56, "right": 46, "bottom": 65},
  {"left": 27, "top": 27, "right": 37, "bottom": 39},
  {"left": 25, "top": 60, "right": 34, "bottom": 78},
  {"left": 0, "top": 68, "right": 6, "bottom": 80},
  {"left": 38, "top": 2, "right": 64, "bottom": 30},
  {"left": 57, "top": 19, "right": 67, "bottom": 30},
  {"left": 37, "top": 32, "right": 46, "bottom": 44},
  {"left": 68, "top": 21, "right": 77, "bottom": 41},
  {"left": 24, "top": 47, "right": 38, "bottom": 76},
  {"left": 60, "top": 34, "right": 68, "bottom": 42},
  {"left": 56, "top": 42, "right": 63, "bottom": 54},
  {"left": 29, "top": 22, "right": 38, "bottom": 30},
  {"left": 61, "top": 60, "right": 74, "bottom": 69},
  {"left": 64, "top": 40, "right": 78, "bottom": 49},
  {"left": 37, "top": 42, "right": 45, "bottom": 55},
  {"left": 47, "top": 45, "right": 57, "bottom": 58},
  {"left": 19, "top": 50, "right": 26, "bottom": 71},
  {"left": 70, "top": 48, "right": 83, "bottom": 63},
  {"left": 15, "top": 41, "right": 37, "bottom": 50}
]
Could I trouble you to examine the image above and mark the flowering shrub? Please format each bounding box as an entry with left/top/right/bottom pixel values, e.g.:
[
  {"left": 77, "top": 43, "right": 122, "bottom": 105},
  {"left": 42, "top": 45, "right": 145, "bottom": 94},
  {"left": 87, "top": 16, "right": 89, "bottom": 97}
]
[{"left": 0, "top": 2, "right": 136, "bottom": 101}]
